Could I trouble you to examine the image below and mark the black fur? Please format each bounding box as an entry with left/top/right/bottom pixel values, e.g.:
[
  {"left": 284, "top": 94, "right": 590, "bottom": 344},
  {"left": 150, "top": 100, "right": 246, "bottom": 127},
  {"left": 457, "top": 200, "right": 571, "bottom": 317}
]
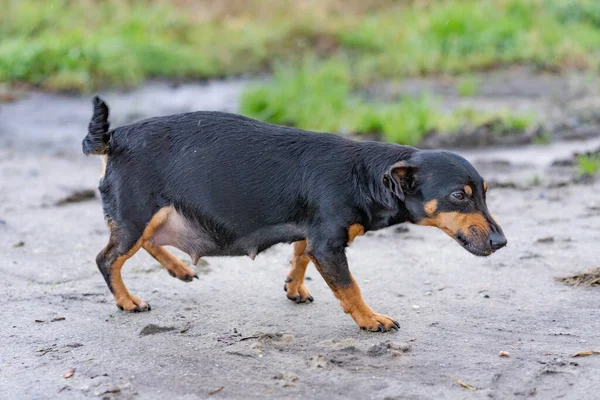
[
  {"left": 82, "top": 96, "right": 111, "bottom": 155},
  {"left": 96, "top": 108, "right": 418, "bottom": 250}
]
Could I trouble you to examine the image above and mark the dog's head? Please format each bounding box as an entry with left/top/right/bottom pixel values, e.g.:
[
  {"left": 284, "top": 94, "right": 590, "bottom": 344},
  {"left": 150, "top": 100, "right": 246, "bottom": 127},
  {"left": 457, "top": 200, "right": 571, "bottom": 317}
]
[{"left": 383, "top": 150, "right": 506, "bottom": 256}]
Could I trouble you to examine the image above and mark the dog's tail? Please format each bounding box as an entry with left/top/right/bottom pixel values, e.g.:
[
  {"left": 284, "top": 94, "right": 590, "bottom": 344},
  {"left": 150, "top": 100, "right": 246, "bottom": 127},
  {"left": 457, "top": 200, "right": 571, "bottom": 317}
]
[{"left": 82, "top": 96, "right": 111, "bottom": 156}]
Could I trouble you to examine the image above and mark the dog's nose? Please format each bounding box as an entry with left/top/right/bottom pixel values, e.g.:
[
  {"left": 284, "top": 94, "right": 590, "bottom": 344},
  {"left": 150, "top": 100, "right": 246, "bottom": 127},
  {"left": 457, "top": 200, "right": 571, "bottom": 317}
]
[{"left": 489, "top": 232, "right": 507, "bottom": 251}]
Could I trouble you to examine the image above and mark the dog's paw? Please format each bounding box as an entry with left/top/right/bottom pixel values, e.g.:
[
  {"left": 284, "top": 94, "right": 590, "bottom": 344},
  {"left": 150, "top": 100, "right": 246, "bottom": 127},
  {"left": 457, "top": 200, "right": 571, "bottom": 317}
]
[
  {"left": 284, "top": 278, "right": 314, "bottom": 303},
  {"left": 166, "top": 262, "right": 198, "bottom": 282},
  {"left": 352, "top": 312, "right": 399, "bottom": 332},
  {"left": 116, "top": 294, "right": 151, "bottom": 312}
]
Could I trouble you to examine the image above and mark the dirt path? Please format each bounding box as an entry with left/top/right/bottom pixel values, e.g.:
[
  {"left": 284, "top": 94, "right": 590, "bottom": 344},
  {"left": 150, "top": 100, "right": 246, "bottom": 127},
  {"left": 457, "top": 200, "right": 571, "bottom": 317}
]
[{"left": 1, "top": 85, "right": 599, "bottom": 399}]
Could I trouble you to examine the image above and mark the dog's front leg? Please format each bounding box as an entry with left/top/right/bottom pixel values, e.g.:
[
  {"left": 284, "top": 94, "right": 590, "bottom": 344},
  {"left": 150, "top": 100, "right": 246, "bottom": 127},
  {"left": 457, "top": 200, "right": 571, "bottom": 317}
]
[{"left": 307, "top": 233, "right": 399, "bottom": 332}]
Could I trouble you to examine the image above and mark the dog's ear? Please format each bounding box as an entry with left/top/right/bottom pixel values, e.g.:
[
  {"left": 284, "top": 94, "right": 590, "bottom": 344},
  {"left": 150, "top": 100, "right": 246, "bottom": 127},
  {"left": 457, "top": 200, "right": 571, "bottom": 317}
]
[{"left": 383, "top": 161, "right": 416, "bottom": 201}]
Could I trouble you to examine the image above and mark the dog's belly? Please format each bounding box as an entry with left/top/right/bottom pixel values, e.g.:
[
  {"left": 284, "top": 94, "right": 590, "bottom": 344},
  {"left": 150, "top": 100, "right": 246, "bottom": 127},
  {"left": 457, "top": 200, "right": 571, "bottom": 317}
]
[{"left": 149, "top": 209, "right": 305, "bottom": 263}]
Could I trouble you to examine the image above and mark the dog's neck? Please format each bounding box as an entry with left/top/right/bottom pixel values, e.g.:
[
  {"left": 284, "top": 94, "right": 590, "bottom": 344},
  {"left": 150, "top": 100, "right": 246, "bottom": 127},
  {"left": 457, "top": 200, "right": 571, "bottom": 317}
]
[{"left": 352, "top": 142, "right": 418, "bottom": 230}]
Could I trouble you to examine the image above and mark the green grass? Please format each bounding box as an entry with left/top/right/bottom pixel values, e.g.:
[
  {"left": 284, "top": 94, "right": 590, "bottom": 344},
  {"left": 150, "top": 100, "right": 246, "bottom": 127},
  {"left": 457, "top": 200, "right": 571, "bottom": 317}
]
[
  {"left": 529, "top": 174, "right": 543, "bottom": 186},
  {"left": 577, "top": 154, "right": 600, "bottom": 176},
  {"left": 241, "top": 59, "right": 354, "bottom": 134},
  {"left": 241, "top": 60, "right": 534, "bottom": 145},
  {"left": 435, "top": 107, "right": 535, "bottom": 135},
  {"left": 532, "top": 131, "right": 552, "bottom": 144},
  {"left": 241, "top": 59, "right": 439, "bottom": 145},
  {"left": 3, "top": 0, "right": 600, "bottom": 90},
  {"left": 456, "top": 76, "right": 481, "bottom": 97},
  {"left": 0, "top": 0, "right": 324, "bottom": 90}
]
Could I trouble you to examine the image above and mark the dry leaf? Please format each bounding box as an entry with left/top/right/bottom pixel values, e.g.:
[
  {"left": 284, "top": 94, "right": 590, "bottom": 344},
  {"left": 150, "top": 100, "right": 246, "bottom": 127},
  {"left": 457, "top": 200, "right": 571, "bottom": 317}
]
[
  {"left": 450, "top": 376, "right": 477, "bottom": 391},
  {"left": 499, "top": 351, "right": 511, "bottom": 357},
  {"left": 208, "top": 386, "right": 224, "bottom": 395},
  {"left": 63, "top": 368, "right": 75, "bottom": 379},
  {"left": 572, "top": 350, "right": 600, "bottom": 357}
]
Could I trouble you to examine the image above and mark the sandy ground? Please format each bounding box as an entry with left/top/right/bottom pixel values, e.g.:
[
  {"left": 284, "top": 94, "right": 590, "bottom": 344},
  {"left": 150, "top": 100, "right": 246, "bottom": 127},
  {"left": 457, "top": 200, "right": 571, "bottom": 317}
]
[{"left": 1, "top": 83, "right": 600, "bottom": 399}]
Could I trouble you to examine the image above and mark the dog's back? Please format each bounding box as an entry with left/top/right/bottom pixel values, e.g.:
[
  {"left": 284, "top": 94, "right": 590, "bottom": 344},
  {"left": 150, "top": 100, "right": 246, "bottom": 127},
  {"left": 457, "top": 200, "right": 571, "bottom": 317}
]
[{"left": 84, "top": 99, "right": 403, "bottom": 240}]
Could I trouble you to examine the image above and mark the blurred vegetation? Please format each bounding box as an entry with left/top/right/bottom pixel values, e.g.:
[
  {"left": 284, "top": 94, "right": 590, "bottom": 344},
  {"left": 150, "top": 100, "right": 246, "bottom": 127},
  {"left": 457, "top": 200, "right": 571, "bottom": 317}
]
[
  {"left": 241, "top": 60, "right": 534, "bottom": 145},
  {"left": 3, "top": 0, "right": 600, "bottom": 90},
  {"left": 456, "top": 76, "right": 481, "bottom": 97},
  {"left": 240, "top": 58, "right": 439, "bottom": 144},
  {"left": 2, "top": 0, "right": 599, "bottom": 143},
  {"left": 577, "top": 153, "right": 600, "bottom": 176}
]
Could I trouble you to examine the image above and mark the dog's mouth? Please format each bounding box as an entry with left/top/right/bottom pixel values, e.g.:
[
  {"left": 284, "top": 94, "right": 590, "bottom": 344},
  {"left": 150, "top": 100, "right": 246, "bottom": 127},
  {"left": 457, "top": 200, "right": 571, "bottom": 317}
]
[{"left": 454, "top": 233, "right": 493, "bottom": 257}]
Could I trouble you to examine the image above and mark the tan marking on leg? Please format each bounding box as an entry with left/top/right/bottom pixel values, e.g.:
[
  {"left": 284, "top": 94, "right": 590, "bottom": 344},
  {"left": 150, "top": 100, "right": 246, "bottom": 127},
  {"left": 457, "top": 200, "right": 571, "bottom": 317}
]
[
  {"left": 285, "top": 240, "right": 313, "bottom": 302},
  {"left": 110, "top": 244, "right": 149, "bottom": 312},
  {"left": 483, "top": 181, "right": 488, "bottom": 192},
  {"left": 464, "top": 185, "right": 473, "bottom": 196},
  {"left": 424, "top": 199, "right": 438, "bottom": 216},
  {"left": 111, "top": 207, "right": 173, "bottom": 312},
  {"left": 330, "top": 276, "right": 398, "bottom": 332},
  {"left": 143, "top": 243, "right": 196, "bottom": 282},
  {"left": 348, "top": 224, "right": 365, "bottom": 244}
]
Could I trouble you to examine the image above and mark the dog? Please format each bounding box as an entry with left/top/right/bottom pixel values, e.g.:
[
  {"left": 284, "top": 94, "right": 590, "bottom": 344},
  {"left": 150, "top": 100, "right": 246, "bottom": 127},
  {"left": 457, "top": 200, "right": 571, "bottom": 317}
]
[{"left": 83, "top": 96, "right": 506, "bottom": 332}]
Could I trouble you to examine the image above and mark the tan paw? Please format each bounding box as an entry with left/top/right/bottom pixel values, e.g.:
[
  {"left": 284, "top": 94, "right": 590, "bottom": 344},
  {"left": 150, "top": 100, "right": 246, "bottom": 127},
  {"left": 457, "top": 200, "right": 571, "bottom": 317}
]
[
  {"left": 116, "top": 294, "right": 151, "bottom": 312},
  {"left": 166, "top": 262, "right": 198, "bottom": 282},
  {"left": 284, "top": 278, "right": 314, "bottom": 303},
  {"left": 351, "top": 311, "right": 399, "bottom": 332}
]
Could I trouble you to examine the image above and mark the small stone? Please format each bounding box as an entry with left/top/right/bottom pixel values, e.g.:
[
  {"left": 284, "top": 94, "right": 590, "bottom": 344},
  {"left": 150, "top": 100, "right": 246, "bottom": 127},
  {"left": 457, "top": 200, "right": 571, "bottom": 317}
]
[
  {"left": 388, "top": 342, "right": 411, "bottom": 353},
  {"left": 586, "top": 202, "right": 600, "bottom": 211},
  {"left": 367, "top": 343, "right": 388, "bottom": 357},
  {"left": 536, "top": 236, "right": 554, "bottom": 244},
  {"left": 306, "top": 355, "right": 329, "bottom": 368},
  {"left": 273, "top": 372, "right": 299, "bottom": 387},
  {"left": 280, "top": 334, "right": 295, "bottom": 344},
  {"left": 412, "top": 305, "right": 420, "bottom": 310},
  {"left": 424, "top": 291, "right": 433, "bottom": 296},
  {"left": 395, "top": 225, "right": 409, "bottom": 233},
  {"left": 63, "top": 368, "right": 75, "bottom": 379},
  {"left": 499, "top": 351, "right": 511, "bottom": 357},
  {"left": 94, "top": 384, "right": 121, "bottom": 396}
]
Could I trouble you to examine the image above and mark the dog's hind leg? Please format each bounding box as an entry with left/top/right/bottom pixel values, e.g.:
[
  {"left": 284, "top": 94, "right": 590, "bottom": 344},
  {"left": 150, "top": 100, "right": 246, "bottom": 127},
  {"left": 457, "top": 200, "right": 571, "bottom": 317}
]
[
  {"left": 96, "top": 208, "right": 171, "bottom": 312},
  {"left": 143, "top": 244, "right": 198, "bottom": 282},
  {"left": 284, "top": 240, "right": 314, "bottom": 303}
]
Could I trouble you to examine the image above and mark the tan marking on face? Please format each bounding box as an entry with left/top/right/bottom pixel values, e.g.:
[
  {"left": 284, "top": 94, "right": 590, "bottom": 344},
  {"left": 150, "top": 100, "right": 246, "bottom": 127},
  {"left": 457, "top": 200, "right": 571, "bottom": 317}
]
[
  {"left": 424, "top": 199, "right": 438, "bottom": 216},
  {"left": 464, "top": 185, "right": 473, "bottom": 196},
  {"left": 418, "top": 211, "right": 490, "bottom": 237},
  {"left": 348, "top": 224, "right": 365, "bottom": 244},
  {"left": 483, "top": 181, "right": 488, "bottom": 192}
]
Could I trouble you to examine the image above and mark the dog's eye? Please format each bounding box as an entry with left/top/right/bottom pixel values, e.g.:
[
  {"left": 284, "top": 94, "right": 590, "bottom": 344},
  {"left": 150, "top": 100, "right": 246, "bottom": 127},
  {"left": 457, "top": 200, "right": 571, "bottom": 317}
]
[{"left": 451, "top": 191, "right": 466, "bottom": 201}]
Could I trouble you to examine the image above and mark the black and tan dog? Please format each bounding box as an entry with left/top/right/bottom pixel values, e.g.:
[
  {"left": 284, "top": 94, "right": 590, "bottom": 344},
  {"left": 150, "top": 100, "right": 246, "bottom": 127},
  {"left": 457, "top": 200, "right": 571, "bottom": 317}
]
[{"left": 83, "top": 96, "right": 506, "bottom": 332}]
